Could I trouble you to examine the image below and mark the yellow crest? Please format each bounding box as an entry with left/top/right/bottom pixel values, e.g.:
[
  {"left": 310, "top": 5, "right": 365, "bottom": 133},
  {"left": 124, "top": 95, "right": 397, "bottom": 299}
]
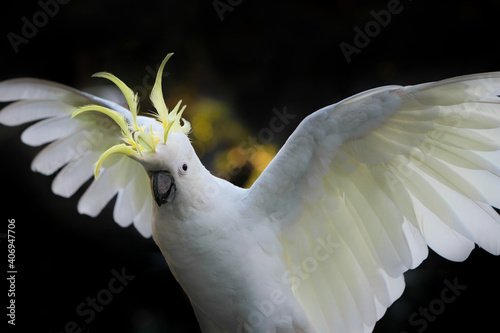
[{"left": 72, "top": 53, "right": 191, "bottom": 178}]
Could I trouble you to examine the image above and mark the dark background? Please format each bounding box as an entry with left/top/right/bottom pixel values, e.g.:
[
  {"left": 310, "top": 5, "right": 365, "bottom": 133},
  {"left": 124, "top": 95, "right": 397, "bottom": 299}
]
[{"left": 1, "top": 0, "right": 500, "bottom": 332}]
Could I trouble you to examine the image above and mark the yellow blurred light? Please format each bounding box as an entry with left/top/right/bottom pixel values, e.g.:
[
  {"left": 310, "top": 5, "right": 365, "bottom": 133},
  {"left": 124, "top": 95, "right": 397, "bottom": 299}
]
[
  {"left": 226, "top": 147, "right": 248, "bottom": 169},
  {"left": 193, "top": 120, "right": 214, "bottom": 142},
  {"left": 250, "top": 147, "right": 276, "bottom": 172}
]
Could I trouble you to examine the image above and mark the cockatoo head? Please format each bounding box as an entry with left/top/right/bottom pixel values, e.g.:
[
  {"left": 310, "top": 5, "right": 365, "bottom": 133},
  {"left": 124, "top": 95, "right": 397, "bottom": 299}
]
[
  {"left": 73, "top": 53, "right": 204, "bottom": 207},
  {"left": 140, "top": 131, "right": 206, "bottom": 207}
]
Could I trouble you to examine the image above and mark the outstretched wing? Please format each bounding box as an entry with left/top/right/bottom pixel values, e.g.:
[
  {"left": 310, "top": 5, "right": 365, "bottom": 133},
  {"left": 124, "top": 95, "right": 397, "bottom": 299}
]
[
  {"left": 247, "top": 73, "right": 500, "bottom": 332},
  {"left": 0, "top": 78, "right": 156, "bottom": 237}
]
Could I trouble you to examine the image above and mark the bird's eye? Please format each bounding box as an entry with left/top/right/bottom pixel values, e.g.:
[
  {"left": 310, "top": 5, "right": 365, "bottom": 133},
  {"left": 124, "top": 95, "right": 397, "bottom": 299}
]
[{"left": 180, "top": 163, "right": 188, "bottom": 174}]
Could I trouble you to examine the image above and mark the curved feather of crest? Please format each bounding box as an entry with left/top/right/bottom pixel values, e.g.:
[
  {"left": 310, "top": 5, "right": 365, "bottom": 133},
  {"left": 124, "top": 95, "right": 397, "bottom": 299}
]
[{"left": 72, "top": 53, "right": 191, "bottom": 178}]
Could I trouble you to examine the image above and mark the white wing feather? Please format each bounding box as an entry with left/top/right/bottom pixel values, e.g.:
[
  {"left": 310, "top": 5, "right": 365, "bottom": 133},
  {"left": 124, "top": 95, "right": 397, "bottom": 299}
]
[
  {"left": 0, "top": 78, "right": 155, "bottom": 237},
  {"left": 247, "top": 73, "right": 500, "bottom": 332}
]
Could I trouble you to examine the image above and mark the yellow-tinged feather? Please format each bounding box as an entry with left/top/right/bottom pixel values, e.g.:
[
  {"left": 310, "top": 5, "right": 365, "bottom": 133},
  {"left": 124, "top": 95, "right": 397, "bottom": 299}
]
[
  {"left": 94, "top": 143, "right": 136, "bottom": 179},
  {"left": 73, "top": 105, "right": 133, "bottom": 142},
  {"left": 150, "top": 124, "right": 160, "bottom": 147},
  {"left": 92, "top": 72, "right": 140, "bottom": 130},
  {"left": 163, "top": 119, "right": 175, "bottom": 142},
  {"left": 134, "top": 130, "right": 156, "bottom": 152},
  {"left": 150, "top": 53, "right": 174, "bottom": 138}
]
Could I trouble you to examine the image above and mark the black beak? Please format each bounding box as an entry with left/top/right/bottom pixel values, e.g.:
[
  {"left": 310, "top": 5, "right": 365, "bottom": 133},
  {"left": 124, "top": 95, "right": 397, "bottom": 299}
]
[{"left": 151, "top": 171, "right": 176, "bottom": 206}]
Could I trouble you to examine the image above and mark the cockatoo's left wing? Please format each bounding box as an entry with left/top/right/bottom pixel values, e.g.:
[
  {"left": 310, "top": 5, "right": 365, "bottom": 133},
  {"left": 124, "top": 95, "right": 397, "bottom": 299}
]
[{"left": 246, "top": 73, "right": 500, "bottom": 332}]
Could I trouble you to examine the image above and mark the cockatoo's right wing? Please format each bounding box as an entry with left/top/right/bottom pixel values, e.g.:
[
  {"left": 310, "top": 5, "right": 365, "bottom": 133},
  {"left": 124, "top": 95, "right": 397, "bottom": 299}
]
[
  {"left": 247, "top": 73, "right": 500, "bottom": 332},
  {"left": 0, "top": 78, "right": 157, "bottom": 237}
]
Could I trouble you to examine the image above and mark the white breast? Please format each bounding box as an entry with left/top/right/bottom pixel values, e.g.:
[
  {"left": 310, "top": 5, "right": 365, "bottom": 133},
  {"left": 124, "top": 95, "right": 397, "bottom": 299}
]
[{"left": 151, "top": 183, "right": 312, "bottom": 332}]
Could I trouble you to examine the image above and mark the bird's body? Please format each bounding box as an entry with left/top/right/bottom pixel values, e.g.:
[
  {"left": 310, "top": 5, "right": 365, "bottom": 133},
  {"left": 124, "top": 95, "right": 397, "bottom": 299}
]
[
  {"left": 150, "top": 138, "right": 311, "bottom": 332},
  {"left": 1, "top": 54, "right": 500, "bottom": 332}
]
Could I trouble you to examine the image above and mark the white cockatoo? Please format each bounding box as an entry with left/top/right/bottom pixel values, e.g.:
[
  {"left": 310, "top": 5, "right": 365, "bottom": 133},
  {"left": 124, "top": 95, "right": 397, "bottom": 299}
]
[{"left": 1, "top": 53, "right": 500, "bottom": 333}]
